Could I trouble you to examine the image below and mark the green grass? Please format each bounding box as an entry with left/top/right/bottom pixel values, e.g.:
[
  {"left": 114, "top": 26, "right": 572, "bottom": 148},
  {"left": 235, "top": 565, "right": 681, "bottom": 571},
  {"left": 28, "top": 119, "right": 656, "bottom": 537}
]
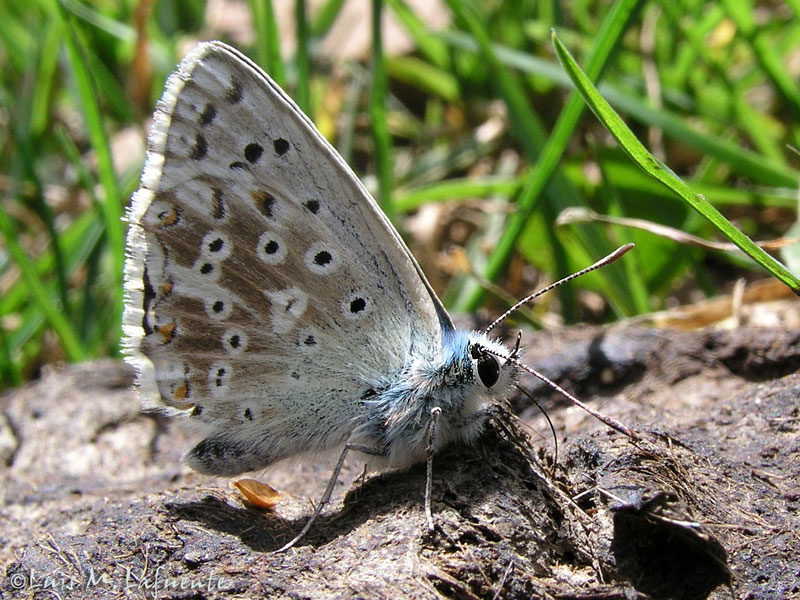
[{"left": 1, "top": 0, "right": 798, "bottom": 389}]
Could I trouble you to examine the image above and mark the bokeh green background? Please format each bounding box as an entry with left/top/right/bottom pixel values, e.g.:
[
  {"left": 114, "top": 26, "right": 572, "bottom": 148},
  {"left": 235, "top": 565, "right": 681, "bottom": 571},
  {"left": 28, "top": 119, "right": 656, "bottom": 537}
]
[{"left": 1, "top": 0, "right": 798, "bottom": 389}]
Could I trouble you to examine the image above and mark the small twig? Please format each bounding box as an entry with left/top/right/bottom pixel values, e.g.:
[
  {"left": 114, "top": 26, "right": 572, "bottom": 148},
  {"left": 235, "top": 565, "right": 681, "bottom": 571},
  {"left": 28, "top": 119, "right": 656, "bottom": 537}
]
[{"left": 492, "top": 560, "right": 514, "bottom": 600}]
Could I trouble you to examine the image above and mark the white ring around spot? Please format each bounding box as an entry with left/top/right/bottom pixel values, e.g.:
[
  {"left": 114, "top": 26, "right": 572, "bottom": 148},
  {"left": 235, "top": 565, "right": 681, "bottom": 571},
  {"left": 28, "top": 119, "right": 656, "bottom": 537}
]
[{"left": 256, "top": 230, "right": 287, "bottom": 265}]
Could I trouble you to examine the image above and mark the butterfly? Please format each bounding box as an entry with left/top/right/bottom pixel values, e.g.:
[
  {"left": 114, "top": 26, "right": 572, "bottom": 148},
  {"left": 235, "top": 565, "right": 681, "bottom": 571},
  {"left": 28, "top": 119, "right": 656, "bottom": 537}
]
[{"left": 123, "top": 41, "right": 632, "bottom": 551}]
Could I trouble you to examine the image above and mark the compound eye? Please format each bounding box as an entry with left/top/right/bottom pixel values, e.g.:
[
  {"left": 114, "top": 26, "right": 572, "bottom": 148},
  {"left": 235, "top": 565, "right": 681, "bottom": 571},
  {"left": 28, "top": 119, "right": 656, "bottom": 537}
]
[{"left": 477, "top": 354, "right": 500, "bottom": 388}]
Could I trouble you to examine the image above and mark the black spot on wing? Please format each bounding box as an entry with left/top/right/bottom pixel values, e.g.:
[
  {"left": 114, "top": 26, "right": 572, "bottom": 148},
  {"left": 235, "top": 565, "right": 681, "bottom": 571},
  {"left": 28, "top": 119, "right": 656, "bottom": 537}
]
[
  {"left": 349, "top": 297, "right": 366, "bottom": 313},
  {"left": 253, "top": 190, "right": 275, "bottom": 218},
  {"left": 190, "top": 134, "right": 207, "bottom": 159},
  {"left": 199, "top": 104, "right": 217, "bottom": 125},
  {"left": 314, "top": 251, "right": 332, "bottom": 266},
  {"left": 244, "top": 142, "right": 263, "bottom": 164},
  {"left": 227, "top": 80, "right": 243, "bottom": 104},
  {"left": 211, "top": 188, "right": 225, "bottom": 219},
  {"left": 142, "top": 266, "right": 156, "bottom": 335},
  {"left": 273, "top": 138, "right": 289, "bottom": 155}
]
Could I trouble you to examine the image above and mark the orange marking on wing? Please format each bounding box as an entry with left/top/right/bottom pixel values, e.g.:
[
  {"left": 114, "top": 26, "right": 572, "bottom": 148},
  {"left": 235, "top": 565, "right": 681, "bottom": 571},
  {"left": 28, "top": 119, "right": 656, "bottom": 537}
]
[{"left": 157, "top": 322, "right": 176, "bottom": 343}]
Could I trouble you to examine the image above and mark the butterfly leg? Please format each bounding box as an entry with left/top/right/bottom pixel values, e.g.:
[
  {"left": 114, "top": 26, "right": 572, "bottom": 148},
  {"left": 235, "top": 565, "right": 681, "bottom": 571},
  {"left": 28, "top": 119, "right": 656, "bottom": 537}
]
[
  {"left": 454, "top": 406, "right": 496, "bottom": 428},
  {"left": 425, "top": 406, "right": 443, "bottom": 532},
  {"left": 274, "top": 441, "right": 387, "bottom": 553}
]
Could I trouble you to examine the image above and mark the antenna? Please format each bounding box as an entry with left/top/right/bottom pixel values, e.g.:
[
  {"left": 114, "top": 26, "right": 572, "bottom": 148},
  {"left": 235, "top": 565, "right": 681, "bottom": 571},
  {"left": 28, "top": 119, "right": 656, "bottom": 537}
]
[
  {"left": 484, "top": 244, "right": 635, "bottom": 335},
  {"left": 485, "top": 348, "right": 639, "bottom": 441}
]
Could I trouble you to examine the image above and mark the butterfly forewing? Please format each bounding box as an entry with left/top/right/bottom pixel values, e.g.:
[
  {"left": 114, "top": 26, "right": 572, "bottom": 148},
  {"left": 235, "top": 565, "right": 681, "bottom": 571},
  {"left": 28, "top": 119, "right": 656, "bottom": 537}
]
[{"left": 123, "top": 42, "right": 448, "bottom": 472}]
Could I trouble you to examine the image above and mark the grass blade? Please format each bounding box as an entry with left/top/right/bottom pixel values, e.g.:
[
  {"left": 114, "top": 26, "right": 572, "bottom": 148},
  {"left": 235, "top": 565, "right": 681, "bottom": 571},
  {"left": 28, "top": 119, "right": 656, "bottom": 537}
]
[
  {"left": 552, "top": 30, "right": 800, "bottom": 292},
  {"left": 371, "top": 0, "right": 393, "bottom": 217},
  {"left": 294, "top": 0, "right": 310, "bottom": 113},
  {"left": 453, "top": 0, "right": 643, "bottom": 314},
  {"left": 0, "top": 208, "right": 86, "bottom": 361},
  {"left": 58, "top": 7, "right": 125, "bottom": 332},
  {"left": 722, "top": 0, "right": 800, "bottom": 117},
  {"left": 250, "top": 0, "right": 285, "bottom": 86}
]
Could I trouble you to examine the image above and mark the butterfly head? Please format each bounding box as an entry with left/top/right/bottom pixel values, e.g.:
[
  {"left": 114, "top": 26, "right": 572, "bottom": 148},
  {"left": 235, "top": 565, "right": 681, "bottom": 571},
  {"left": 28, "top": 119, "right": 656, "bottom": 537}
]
[{"left": 462, "top": 330, "right": 519, "bottom": 401}]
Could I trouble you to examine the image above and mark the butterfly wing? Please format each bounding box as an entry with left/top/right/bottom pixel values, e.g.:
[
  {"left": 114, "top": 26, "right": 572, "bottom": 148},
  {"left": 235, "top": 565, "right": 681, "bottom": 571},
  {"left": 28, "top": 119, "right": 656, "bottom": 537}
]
[{"left": 123, "top": 42, "right": 451, "bottom": 475}]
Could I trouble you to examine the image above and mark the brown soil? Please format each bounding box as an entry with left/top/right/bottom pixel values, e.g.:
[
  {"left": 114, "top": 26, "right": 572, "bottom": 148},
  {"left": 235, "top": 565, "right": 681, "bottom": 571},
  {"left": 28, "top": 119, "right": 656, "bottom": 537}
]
[{"left": 1, "top": 325, "right": 798, "bottom": 599}]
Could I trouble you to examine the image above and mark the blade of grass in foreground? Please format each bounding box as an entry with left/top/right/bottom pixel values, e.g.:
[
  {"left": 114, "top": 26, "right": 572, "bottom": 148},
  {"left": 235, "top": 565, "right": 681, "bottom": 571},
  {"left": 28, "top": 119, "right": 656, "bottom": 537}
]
[{"left": 552, "top": 31, "right": 800, "bottom": 294}]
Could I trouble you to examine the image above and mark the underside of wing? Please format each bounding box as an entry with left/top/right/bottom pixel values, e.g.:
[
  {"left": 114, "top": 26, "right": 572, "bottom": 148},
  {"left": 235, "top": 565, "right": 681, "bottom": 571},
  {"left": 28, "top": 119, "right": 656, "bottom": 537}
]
[{"left": 122, "top": 42, "right": 450, "bottom": 473}]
